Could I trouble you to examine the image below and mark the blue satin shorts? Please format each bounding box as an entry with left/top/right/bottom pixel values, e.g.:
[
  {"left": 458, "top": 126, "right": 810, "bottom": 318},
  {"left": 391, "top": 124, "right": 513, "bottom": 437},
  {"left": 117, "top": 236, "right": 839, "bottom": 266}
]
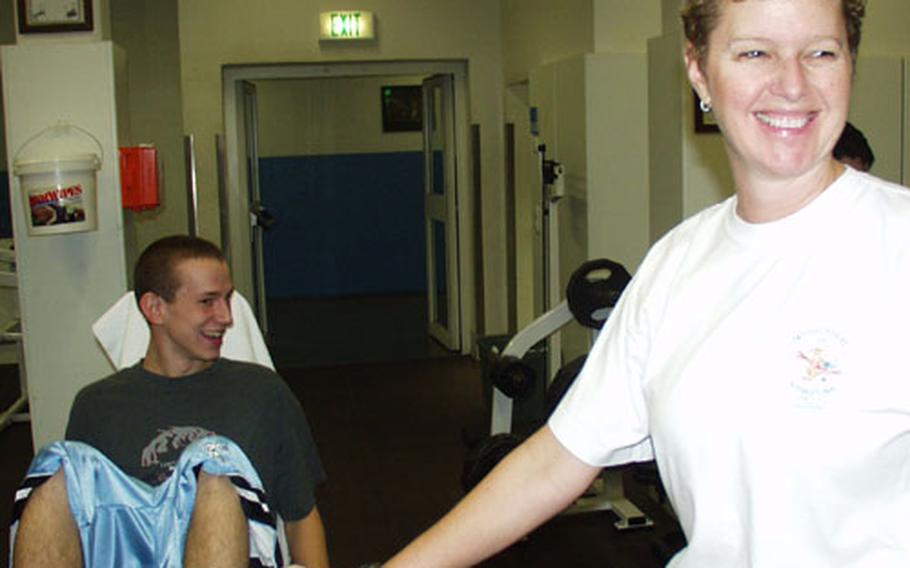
[{"left": 10, "top": 436, "right": 281, "bottom": 567}]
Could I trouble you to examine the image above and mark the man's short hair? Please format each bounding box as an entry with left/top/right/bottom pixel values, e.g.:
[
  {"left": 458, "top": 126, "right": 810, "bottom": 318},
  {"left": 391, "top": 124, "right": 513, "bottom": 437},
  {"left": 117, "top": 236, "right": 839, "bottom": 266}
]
[
  {"left": 833, "top": 122, "right": 875, "bottom": 170},
  {"left": 134, "top": 236, "right": 226, "bottom": 303}
]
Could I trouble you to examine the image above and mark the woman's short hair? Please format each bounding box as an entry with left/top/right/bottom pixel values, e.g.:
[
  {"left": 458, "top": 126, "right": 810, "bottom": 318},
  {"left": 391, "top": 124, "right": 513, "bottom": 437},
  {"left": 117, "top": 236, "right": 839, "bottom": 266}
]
[
  {"left": 134, "top": 235, "right": 226, "bottom": 303},
  {"left": 681, "top": 0, "right": 866, "bottom": 68}
]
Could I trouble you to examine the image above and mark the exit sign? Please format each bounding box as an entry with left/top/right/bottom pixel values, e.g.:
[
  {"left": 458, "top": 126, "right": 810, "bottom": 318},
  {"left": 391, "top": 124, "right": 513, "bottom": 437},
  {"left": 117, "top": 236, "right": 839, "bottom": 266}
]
[{"left": 319, "top": 11, "right": 375, "bottom": 40}]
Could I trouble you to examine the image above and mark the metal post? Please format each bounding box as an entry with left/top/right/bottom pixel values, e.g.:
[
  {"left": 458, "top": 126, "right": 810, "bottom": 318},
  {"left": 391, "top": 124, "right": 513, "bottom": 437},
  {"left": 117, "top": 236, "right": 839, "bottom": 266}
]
[
  {"left": 184, "top": 134, "right": 199, "bottom": 236},
  {"left": 215, "top": 133, "right": 231, "bottom": 263}
]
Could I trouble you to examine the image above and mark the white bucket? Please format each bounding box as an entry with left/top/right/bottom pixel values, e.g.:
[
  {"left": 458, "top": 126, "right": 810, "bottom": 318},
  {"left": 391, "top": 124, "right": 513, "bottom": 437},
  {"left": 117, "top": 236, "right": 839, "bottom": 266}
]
[
  {"left": 13, "top": 124, "right": 103, "bottom": 236},
  {"left": 14, "top": 155, "right": 101, "bottom": 236}
]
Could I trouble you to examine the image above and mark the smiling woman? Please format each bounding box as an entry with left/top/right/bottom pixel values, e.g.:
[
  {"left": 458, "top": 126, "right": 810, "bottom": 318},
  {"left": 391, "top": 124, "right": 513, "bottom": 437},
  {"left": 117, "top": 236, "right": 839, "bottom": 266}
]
[
  {"left": 684, "top": 0, "right": 854, "bottom": 221},
  {"left": 379, "top": 1, "right": 910, "bottom": 567}
]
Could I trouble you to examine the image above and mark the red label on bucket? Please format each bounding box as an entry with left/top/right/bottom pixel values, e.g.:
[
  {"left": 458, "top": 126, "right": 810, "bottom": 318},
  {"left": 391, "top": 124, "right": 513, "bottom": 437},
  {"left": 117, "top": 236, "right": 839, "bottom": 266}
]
[{"left": 28, "top": 184, "right": 87, "bottom": 226}]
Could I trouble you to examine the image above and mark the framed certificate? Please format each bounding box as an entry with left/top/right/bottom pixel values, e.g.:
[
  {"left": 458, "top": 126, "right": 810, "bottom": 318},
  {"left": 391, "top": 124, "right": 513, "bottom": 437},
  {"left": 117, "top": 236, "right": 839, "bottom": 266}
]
[{"left": 18, "top": 0, "right": 94, "bottom": 34}]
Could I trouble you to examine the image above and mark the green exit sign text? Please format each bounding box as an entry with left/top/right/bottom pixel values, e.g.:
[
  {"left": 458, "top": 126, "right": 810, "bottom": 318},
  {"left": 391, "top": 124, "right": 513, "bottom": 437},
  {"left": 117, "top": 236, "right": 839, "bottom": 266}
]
[{"left": 319, "top": 11, "right": 375, "bottom": 40}]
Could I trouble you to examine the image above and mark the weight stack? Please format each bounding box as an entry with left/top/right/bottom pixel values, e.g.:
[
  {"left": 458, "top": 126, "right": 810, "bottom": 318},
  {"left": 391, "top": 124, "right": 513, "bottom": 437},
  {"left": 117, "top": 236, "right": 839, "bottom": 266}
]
[{"left": 476, "top": 334, "right": 548, "bottom": 437}]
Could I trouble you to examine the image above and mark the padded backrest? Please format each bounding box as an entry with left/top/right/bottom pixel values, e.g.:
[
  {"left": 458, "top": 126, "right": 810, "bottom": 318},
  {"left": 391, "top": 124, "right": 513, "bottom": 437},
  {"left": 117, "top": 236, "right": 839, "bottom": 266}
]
[{"left": 92, "top": 291, "right": 274, "bottom": 371}]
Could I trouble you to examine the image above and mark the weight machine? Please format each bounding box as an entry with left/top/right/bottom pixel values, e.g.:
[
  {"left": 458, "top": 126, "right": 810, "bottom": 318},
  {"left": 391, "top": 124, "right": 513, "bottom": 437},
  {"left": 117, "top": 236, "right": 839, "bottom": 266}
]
[
  {"left": 477, "top": 258, "right": 652, "bottom": 530},
  {"left": 467, "top": 142, "right": 652, "bottom": 529}
]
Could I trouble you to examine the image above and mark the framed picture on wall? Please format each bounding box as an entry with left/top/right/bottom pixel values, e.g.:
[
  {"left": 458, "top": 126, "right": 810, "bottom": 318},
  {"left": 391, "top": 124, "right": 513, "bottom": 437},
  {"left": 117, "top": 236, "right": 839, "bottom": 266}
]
[
  {"left": 381, "top": 86, "right": 423, "bottom": 133},
  {"left": 18, "top": 0, "right": 94, "bottom": 34},
  {"left": 693, "top": 90, "right": 720, "bottom": 134}
]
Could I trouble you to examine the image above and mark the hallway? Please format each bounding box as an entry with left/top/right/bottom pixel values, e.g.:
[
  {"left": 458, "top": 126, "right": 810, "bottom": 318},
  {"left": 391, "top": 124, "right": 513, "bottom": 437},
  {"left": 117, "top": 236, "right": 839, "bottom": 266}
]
[{"left": 265, "top": 294, "right": 451, "bottom": 369}]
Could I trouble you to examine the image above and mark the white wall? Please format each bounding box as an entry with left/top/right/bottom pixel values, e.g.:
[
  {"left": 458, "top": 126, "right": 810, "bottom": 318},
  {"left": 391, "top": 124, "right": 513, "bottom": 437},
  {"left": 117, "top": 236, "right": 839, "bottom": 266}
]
[
  {"left": 501, "top": 0, "right": 595, "bottom": 331},
  {"left": 527, "top": 51, "right": 652, "bottom": 362},
  {"left": 255, "top": 76, "right": 424, "bottom": 158},
  {"left": 594, "top": 0, "right": 662, "bottom": 53},
  {"left": 647, "top": 32, "right": 684, "bottom": 243},
  {"left": 861, "top": 0, "right": 910, "bottom": 56},
  {"left": 503, "top": 0, "right": 660, "bottom": 340},
  {"left": 501, "top": 0, "right": 594, "bottom": 85},
  {"left": 586, "top": 53, "right": 651, "bottom": 272},
  {"left": 538, "top": 58, "right": 589, "bottom": 290},
  {"left": 859, "top": 0, "right": 910, "bottom": 186},
  {"left": 849, "top": 56, "right": 903, "bottom": 184},
  {"left": 110, "top": 0, "right": 186, "bottom": 272}
]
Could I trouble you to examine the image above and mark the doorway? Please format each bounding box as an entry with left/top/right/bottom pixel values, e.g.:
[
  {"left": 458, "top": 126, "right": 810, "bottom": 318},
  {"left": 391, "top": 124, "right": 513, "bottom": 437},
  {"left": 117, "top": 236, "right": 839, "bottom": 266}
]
[{"left": 222, "top": 62, "right": 473, "bottom": 367}]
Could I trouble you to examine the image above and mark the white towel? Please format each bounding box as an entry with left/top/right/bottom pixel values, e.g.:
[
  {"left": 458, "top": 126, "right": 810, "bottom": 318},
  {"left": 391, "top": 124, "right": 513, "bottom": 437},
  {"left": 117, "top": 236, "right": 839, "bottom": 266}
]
[{"left": 92, "top": 291, "right": 275, "bottom": 371}]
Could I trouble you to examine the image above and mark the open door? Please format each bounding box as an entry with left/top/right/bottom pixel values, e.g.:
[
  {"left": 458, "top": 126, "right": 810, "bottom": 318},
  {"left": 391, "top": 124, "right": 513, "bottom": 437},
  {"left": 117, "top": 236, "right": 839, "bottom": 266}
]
[
  {"left": 241, "top": 80, "right": 271, "bottom": 335},
  {"left": 423, "top": 74, "right": 461, "bottom": 350}
]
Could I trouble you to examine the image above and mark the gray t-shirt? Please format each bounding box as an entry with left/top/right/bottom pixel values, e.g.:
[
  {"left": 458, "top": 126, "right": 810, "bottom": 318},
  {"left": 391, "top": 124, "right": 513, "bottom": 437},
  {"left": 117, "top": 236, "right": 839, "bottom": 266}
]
[{"left": 66, "top": 358, "right": 325, "bottom": 521}]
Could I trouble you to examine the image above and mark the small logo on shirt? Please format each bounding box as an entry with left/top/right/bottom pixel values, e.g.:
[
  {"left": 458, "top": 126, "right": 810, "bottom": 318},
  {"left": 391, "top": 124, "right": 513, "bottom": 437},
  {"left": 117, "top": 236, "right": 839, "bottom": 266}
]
[
  {"left": 141, "top": 425, "right": 215, "bottom": 483},
  {"left": 791, "top": 329, "right": 846, "bottom": 406}
]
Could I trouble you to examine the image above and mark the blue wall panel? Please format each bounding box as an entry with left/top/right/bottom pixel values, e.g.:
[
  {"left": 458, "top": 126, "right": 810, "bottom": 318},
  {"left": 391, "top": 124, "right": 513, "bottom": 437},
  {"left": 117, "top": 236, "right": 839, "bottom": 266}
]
[{"left": 259, "top": 152, "right": 427, "bottom": 298}]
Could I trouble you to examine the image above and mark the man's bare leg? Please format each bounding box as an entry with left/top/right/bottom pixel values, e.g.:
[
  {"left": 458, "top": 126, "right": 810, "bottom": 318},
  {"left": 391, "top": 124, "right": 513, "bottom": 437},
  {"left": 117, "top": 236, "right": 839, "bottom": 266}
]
[
  {"left": 12, "top": 469, "right": 83, "bottom": 568},
  {"left": 184, "top": 471, "right": 249, "bottom": 568}
]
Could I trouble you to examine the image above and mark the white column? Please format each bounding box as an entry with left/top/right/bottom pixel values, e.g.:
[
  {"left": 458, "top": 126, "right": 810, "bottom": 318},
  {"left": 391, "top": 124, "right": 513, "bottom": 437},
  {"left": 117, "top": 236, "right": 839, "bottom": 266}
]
[{"left": 2, "top": 41, "right": 128, "bottom": 448}]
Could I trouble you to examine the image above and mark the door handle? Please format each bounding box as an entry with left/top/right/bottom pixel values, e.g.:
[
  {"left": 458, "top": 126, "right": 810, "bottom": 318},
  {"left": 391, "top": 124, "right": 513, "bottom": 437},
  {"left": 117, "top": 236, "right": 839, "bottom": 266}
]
[{"left": 250, "top": 202, "right": 277, "bottom": 230}]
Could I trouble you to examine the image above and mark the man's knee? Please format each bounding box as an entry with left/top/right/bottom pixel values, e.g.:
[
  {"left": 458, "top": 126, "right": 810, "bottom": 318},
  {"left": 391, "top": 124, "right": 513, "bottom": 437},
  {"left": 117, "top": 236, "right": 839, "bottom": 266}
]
[
  {"left": 21, "top": 469, "right": 72, "bottom": 520},
  {"left": 184, "top": 471, "right": 249, "bottom": 567},
  {"left": 13, "top": 469, "right": 82, "bottom": 567},
  {"left": 195, "top": 470, "right": 243, "bottom": 507}
]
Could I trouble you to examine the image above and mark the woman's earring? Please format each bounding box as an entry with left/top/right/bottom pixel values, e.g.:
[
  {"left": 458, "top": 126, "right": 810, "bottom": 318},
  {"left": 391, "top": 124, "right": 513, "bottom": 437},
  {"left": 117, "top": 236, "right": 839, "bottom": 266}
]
[{"left": 699, "top": 99, "right": 712, "bottom": 113}]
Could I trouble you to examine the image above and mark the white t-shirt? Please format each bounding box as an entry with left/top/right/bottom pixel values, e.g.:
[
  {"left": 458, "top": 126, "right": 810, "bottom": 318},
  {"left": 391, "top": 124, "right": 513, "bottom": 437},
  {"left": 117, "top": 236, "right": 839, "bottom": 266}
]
[{"left": 550, "top": 167, "right": 910, "bottom": 567}]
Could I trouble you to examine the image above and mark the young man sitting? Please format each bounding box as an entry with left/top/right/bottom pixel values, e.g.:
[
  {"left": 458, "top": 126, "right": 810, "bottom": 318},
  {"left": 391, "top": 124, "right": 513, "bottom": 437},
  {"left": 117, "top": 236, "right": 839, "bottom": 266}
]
[{"left": 11, "top": 235, "right": 328, "bottom": 568}]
